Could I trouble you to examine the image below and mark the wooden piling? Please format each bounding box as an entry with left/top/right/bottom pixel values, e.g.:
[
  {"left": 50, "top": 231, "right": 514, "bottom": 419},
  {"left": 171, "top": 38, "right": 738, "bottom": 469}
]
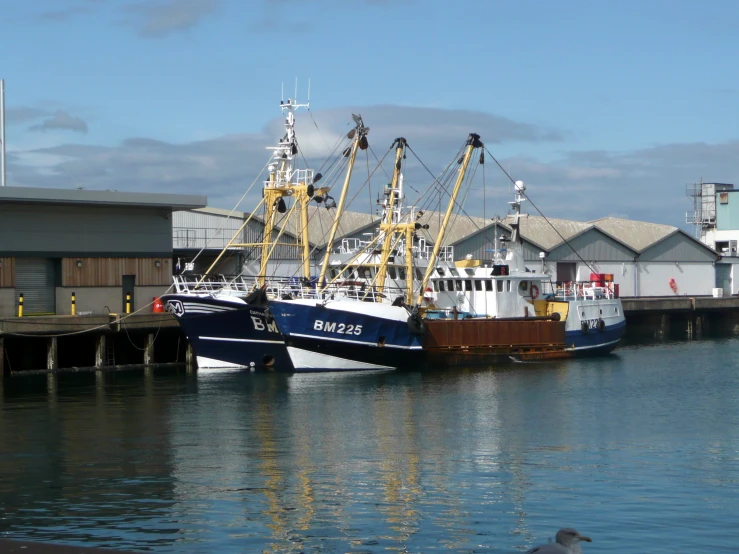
[
  {"left": 95, "top": 335, "right": 106, "bottom": 368},
  {"left": 185, "top": 342, "right": 196, "bottom": 372},
  {"left": 47, "top": 337, "right": 58, "bottom": 370},
  {"left": 144, "top": 333, "right": 155, "bottom": 365}
]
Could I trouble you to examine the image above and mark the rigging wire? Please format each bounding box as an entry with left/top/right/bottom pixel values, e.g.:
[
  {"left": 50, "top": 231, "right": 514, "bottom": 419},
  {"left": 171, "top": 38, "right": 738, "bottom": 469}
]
[
  {"left": 405, "top": 142, "right": 485, "bottom": 234},
  {"left": 187, "top": 154, "right": 274, "bottom": 270},
  {"left": 484, "top": 146, "right": 596, "bottom": 274}
]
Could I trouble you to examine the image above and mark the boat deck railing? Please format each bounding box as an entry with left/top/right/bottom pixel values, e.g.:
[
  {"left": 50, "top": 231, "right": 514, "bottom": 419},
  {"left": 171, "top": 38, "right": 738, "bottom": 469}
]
[
  {"left": 550, "top": 280, "right": 619, "bottom": 300},
  {"left": 171, "top": 274, "right": 409, "bottom": 304}
]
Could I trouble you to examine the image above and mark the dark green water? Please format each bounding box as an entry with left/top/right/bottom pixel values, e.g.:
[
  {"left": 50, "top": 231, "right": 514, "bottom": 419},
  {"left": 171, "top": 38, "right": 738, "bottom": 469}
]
[{"left": 1, "top": 339, "right": 738, "bottom": 553}]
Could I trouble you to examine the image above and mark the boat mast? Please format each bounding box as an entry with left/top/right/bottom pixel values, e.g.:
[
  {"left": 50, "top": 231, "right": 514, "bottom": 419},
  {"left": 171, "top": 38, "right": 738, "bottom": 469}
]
[
  {"left": 258, "top": 99, "right": 309, "bottom": 286},
  {"left": 416, "top": 133, "right": 483, "bottom": 306},
  {"left": 317, "top": 115, "right": 369, "bottom": 287},
  {"left": 375, "top": 138, "right": 407, "bottom": 294}
]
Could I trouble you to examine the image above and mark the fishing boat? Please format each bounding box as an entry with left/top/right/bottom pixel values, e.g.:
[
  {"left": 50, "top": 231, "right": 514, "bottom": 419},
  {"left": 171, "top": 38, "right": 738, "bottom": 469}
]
[
  {"left": 421, "top": 179, "right": 625, "bottom": 362},
  {"left": 161, "top": 99, "right": 369, "bottom": 370},
  {"left": 269, "top": 132, "right": 626, "bottom": 371}
]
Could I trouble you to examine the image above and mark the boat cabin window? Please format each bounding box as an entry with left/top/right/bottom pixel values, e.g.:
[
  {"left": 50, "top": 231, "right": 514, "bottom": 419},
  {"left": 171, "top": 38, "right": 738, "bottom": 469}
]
[
  {"left": 456, "top": 280, "right": 462, "bottom": 291},
  {"left": 507, "top": 280, "right": 512, "bottom": 292},
  {"left": 329, "top": 268, "right": 338, "bottom": 279},
  {"left": 399, "top": 268, "right": 407, "bottom": 280},
  {"left": 356, "top": 267, "right": 368, "bottom": 280},
  {"left": 388, "top": 267, "right": 397, "bottom": 279},
  {"left": 447, "top": 279, "right": 454, "bottom": 291},
  {"left": 450, "top": 268, "right": 459, "bottom": 277},
  {"left": 491, "top": 264, "right": 510, "bottom": 276},
  {"left": 485, "top": 280, "right": 492, "bottom": 291},
  {"left": 475, "top": 280, "right": 482, "bottom": 291},
  {"left": 496, "top": 280, "right": 504, "bottom": 292},
  {"left": 465, "top": 268, "right": 475, "bottom": 276},
  {"left": 438, "top": 280, "right": 445, "bottom": 292},
  {"left": 465, "top": 279, "right": 472, "bottom": 291}
]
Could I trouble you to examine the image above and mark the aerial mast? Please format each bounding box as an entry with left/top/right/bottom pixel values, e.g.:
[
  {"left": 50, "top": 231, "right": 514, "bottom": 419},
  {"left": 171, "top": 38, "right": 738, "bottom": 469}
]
[{"left": 1, "top": 79, "right": 6, "bottom": 187}]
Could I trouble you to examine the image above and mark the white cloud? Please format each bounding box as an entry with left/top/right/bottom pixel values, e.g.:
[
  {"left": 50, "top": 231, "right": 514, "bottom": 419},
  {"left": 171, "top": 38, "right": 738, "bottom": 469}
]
[{"left": 6, "top": 105, "right": 736, "bottom": 228}]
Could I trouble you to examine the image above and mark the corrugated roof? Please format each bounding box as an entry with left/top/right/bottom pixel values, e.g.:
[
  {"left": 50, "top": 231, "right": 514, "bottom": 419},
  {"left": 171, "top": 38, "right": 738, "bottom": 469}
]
[
  {"left": 414, "top": 211, "right": 489, "bottom": 246},
  {"left": 590, "top": 216, "right": 676, "bottom": 252},
  {"left": 0, "top": 186, "right": 206, "bottom": 211},
  {"left": 190, "top": 206, "right": 247, "bottom": 219},
  {"left": 501, "top": 215, "right": 592, "bottom": 250}
]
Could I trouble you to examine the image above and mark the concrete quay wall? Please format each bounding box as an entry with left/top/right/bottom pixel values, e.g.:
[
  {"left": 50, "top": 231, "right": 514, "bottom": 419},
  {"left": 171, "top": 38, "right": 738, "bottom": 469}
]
[{"left": 622, "top": 295, "right": 739, "bottom": 341}]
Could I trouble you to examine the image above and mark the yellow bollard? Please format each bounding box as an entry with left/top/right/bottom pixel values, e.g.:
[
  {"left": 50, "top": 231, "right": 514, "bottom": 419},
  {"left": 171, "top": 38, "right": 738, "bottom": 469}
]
[
  {"left": 18, "top": 293, "right": 23, "bottom": 317},
  {"left": 126, "top": 293, "right": 131, "bottom": 314},
  {"left": 71, "top": 291, "right": 76, "bottom": 316}
]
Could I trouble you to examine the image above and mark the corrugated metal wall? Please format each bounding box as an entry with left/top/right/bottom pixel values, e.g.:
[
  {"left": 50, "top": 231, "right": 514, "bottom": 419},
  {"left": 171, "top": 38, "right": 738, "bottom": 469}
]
[
  {"left": 62, "top": 258, "right": 172, "bottom": 287},
  {"left": 242, "top": 218, "right": 307, "bottom": 261},
  {"left": 173, "top": 211, "right": 310, "bottom": 261},
  {"left": 0, "top": 258, "right": 13, "bottom": 287},
  {"left": 640, "top": 232, "right": 718, "bottom": 262},
  {"left": 172, "top": 211, "right": 246, "bottom": 250},
  {"left": 547, "top": 230, "right": 635, "bottom": 261}
]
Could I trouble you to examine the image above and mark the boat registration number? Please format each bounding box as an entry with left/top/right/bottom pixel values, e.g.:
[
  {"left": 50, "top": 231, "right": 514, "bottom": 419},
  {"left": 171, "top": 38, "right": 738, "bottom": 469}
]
[{"left": 313, "top": 320, "right": 363, "bottom": 335}]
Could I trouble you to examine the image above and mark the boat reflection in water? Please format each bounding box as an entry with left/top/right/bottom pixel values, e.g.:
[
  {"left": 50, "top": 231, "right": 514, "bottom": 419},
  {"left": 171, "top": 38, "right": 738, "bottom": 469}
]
[{"left": 3, "top": 343, "right": 736, "bottom": 552}]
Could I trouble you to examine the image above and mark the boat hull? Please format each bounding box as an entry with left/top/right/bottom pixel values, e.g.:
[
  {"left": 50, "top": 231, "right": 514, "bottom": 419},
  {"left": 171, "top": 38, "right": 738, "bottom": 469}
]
[
  {"left": 565, "top": 318, "right": 626, "bottom": 355},
  {"left": 161, "top": 294, "right": 292, "bottom": 371},
  {"left": 269, "top": 299, "right": 423, "bottom": 372},
  {"left": 271, "top": 298, "right": 626, "bottom": 371}
]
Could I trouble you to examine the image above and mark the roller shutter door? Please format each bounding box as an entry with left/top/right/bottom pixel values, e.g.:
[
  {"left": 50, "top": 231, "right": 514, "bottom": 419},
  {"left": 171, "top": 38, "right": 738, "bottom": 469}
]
[
  {"left": 14, "top": 258, "right": 56, "bottom": 314},
  {"left": 716, "top": 264, "right": 732, "bottom": 295}
]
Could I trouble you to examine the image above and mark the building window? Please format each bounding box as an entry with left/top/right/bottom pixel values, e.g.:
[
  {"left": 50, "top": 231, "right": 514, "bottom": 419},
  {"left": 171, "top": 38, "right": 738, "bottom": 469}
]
[{"left": 720, "top": 192, "right": 729, "bottom": 204}]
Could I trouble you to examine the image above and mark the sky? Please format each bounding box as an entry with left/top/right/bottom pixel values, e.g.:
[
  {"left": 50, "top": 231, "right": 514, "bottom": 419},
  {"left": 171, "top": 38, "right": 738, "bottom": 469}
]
[{"left": 1, "top": 0, "right": 738, "bottom": 229}]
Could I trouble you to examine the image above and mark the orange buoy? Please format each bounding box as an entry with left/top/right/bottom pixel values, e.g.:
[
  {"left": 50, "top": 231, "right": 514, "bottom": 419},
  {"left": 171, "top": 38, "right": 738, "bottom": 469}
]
[{"left": 152, "top": 297, "right": 164, "bottom": 313}]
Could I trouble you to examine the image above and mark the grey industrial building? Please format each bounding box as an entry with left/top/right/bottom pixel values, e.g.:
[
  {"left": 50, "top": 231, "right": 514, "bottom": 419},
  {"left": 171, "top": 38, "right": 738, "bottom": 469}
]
[
  {"left": 173, "top": 205, "right": 720, "bottom": 297},
  {"left": 0, "top": 187, "right": 206, "bottom": 317}
]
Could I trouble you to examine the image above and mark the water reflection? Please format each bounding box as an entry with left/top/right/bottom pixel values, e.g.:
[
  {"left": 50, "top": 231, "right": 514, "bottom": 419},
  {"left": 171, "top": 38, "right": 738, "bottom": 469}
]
[{"left": 1, "top": 341, "right": 739, "bottom": 552}]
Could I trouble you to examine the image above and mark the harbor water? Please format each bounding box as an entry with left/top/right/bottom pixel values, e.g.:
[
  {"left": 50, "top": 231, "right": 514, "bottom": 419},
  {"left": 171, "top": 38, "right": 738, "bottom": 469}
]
[{"left": 1, "top": 339, "right": 738, "bottom": 553}]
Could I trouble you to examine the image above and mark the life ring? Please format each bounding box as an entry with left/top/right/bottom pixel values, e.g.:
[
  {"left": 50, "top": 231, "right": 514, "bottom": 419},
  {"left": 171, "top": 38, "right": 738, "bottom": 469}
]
[
  {"left": 530, "top": 284, "right": 540, "bottom": 300},
  {"left": 668, "top": 278, "right": 678, "bottom": 294},
  {"left": 423, "top": 286, "right": 434, "bottom": 299}
]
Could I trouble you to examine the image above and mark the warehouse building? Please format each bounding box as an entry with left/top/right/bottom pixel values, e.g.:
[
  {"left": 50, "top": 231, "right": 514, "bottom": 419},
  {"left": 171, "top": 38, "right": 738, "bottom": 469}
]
[
  {"left": 0, "top": 187, "right": 205, "bottom": 317},
  {"left": 170, "top": 201, "right": 720, "bottom": 299},
  {"left": 450, "top": 215, "right": 719, "bottom": 297},
  {"left": 330, "top": 211, "right": 719, "bottom": 297}
]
